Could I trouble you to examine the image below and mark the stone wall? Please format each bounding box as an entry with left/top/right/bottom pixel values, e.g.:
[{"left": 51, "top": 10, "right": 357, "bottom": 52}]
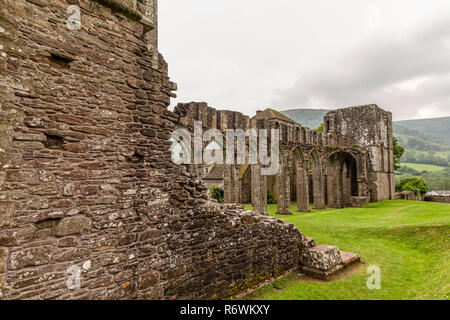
[
  {"left": 425, "top": 196, "right": 450, "bottom": 204},
  {"left": 0, "top": 0, "right": 304, "bottom": 300},
  {"left": 395, "top": 191, "right": 422, "bottom": 201},
  {"left": 174, "top": 103, "right": 379, "bottom": 214}
]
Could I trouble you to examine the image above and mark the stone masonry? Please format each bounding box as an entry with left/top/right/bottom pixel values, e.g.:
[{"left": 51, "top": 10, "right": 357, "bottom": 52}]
[
  {"left": 0, "top": 0, "right": 390, "bottom": 299},
  {"left": 0, "top": 0, "right": 308, "bottom": 300},
  {"left": 174, "top": 103, "right": 395, "bottom": 215}
]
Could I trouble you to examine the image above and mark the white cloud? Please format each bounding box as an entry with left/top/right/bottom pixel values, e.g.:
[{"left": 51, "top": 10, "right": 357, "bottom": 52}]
[{"left": 159, "top": 0, "right": 450, "bottom": 120}]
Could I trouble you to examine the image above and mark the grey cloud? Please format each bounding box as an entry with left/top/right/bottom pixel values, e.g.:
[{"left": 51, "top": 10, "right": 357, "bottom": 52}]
[{"left": 272, "top": 10, "right": 450, "bottom": 120}]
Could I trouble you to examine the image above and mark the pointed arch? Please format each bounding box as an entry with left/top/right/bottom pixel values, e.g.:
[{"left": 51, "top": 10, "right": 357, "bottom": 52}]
[{"left": 327, "top": 151, "right": 359, "bottom": 208}]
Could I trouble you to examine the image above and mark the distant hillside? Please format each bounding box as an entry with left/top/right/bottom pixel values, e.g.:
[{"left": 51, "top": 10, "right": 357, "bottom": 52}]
[
  {"left": 281, "top": 110, "right": 450, "bottom": 147},
  {"left": 395, "top": 117, "right": 450, "bottom": 146},
  {"left": 280, "top": 109, "right": 329, "bottom": 129}
]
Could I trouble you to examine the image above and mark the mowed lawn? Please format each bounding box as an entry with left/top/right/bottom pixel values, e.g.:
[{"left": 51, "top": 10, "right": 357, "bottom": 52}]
[
  {"left": 400, "top": 162, "right": 447, "bottom": 172},
  {"left": 243, "top": 201, "right": 450, "bottom": 300}
]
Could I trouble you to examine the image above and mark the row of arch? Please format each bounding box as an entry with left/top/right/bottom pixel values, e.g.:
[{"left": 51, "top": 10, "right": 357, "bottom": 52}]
[
  {"left": 249, "top": 147, "right": 361, "bottom": 214},
  {"left": 271, "top": 121, "right": 323, "bottom": 147}
]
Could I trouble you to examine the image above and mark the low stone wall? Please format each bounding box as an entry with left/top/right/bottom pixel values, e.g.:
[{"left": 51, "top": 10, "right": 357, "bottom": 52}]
[
  {"left": 395, "top": 191, "right": 422, "bottom": 201},
  {"left": 425, "top": 196, "right": 450, "bottom": 204}
]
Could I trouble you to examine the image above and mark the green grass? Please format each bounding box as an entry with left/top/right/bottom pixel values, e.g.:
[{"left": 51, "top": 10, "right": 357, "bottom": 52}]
[
  {"left": 244, "top": 201, "right": 450, "bottom": 300},
  {"left": 401, "top": 162, "right": 447, "bottom": 172}
]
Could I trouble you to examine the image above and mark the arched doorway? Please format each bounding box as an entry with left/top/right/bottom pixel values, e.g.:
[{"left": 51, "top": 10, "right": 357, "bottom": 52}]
[{"left": 327, "top": 152, "right": 358, "bottom": 208}]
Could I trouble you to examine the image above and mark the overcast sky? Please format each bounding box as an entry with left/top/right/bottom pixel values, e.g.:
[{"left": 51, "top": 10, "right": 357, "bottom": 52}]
[{"left": 159, "top": 0, "right": 450, "bottom": 121}]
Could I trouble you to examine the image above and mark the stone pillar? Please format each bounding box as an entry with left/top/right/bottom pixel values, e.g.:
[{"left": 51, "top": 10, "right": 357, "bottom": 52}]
[
  {"left": 139, "top": 0, "right": 158, "bottom": 66},
  {"left": 276, "top": 157, "right": 291, "bottom": 215},
  {"left": 312, "top": 163, "right": 325, "bottom": 210},
  {"left": 224, "top": 165, "right": 240, "bottom": 204},
  {"left": 326, "top": 160, "right": 342, "bottom": 208},
  {"left": 251, "top": 165, "right": 267, "bottom": 215},
  {"left": 296, "top": 164, "right": 310, "bottom": 212},
  {"left": 224, "top": 165, "right": 232, "bottom": 203}
]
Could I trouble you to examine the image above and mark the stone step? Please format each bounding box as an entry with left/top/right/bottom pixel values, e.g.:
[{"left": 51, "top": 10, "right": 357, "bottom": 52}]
[
  {"left": 301, "top": 246, "right": 361, "bottom": 281},
  {"left": 340, "top": 251, "right": 361, "bottom": 266}
]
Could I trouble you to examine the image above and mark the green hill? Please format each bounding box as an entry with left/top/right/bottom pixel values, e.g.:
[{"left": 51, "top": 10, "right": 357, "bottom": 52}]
[
  {"left": 280, "top": 109, "right": 329, "bottom": 129},
  {"left": 396, "top": 117, "right": 450, "bottom": 146}
]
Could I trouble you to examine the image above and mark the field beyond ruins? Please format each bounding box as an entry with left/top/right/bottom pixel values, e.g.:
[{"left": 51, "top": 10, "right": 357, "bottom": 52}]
[{"left": 244, "top": 201, "right": 450, "bottom": 300}]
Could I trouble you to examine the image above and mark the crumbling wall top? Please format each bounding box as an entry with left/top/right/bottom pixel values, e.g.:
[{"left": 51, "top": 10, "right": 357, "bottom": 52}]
[{"left": 92, "top": 0, "right": 156, "bottom": 28}]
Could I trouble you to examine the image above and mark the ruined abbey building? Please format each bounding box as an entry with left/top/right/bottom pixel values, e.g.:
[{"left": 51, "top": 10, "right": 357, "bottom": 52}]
[
  {"left": 174, "top": 103, "right": 396, "bottom": 215},
  {"left": 0, "top": 0, "right": 393, "bottom": 300}
]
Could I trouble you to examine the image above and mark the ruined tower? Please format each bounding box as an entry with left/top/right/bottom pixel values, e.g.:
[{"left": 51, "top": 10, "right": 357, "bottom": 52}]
[{"left": 324, "top": 105, "right": 396, "bottom": 202}]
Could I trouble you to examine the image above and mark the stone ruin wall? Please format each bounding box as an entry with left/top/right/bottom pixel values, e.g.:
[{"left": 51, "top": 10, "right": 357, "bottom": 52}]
[
  {"left": 425, "top": 195, "right": 450, "bottom": 204},
  {"left": 174, "top": 102, "right": 396, "bottom": 213},
  {"left": 0, "top": 0, "right": 305, "bottom": 300},
  {"left": 325, "top": 105, "right": 395, "bottom": 202}
]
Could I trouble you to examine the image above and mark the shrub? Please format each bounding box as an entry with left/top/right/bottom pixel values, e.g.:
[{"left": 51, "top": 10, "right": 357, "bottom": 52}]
[
  {"left": 209, "top": 185, "right": 224, "bottom": 203},
  {"left": 396, "top": 178, "right": 429, "bottom": 196},
  {"left": 267, "top": 190, "right": 276, "bottom": 204},
  {"left": 393, "top": 138, "right": 405, "bottom": 170}
]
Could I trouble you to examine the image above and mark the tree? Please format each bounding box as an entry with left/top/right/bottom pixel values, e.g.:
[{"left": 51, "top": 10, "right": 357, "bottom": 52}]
[
  {"left": 209, "top": 185, "right": 224, "bottom": 203},
  {"left": 316, "top": 123, "right": 324, "bottom": 132},
  {"left": 393, "top": 138, "right": 405, "bottom": 170},
  {"left": 267, "top": 190, "right": 275, "bottom": 204},
  {"left": 396, "top": 177, "right": 429, "bottom": 195}
]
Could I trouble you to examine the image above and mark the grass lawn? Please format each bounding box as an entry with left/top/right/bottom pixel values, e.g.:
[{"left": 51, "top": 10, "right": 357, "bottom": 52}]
[
  {"left": 244, "top": 201, "right": 450, "bottom": 300},
  {"left": 400, "top": 162, "right": 447, "bottom": 172}
]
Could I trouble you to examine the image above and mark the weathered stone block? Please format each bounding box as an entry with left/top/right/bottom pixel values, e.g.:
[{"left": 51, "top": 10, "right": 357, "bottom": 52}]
[
  {"left": 0, "top": 201, "right": 14, "bottom": 227},
  {"left": 12, "top": 141, "right": 44, "bottom": 150},
  {"left": 6, "top": 170, "right": 38, "bottom": 182},
  {"left": 13, "top": 132, "right": 46, "bottom": 142},
  {"left": 301, "top": 245, "right": 344, "bottom": 280},
  {"left": 0, "top": 248, "right": 7, "bottom": 273},
  {"left": 31, "top": 183, "right": 59, "bottom": 196},
  {"left": 62, "top": 142, "right": 89, "bottom": 153},
  {"left": 0, "top": 248, "right": 6, "bottom": 299},
  {"left": 8, "top": 246, "right": 52, "bottom": 270},
  {"left": 52, "top": 216, "right": 92, "bottom": 237}
]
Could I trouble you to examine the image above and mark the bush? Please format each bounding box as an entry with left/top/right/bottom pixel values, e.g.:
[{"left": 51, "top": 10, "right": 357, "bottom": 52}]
[
  {"left": 393, "top": 138, "right": 405, "bottom": 170},
  {"left": 267, "top": 190, "right": 276, "bottom": 204},
  {"left": 396, "top": 178, "right": 429, "bottom": 196},
  {"left": 209, "top": 185, "right": 224, "bottom": 203}
]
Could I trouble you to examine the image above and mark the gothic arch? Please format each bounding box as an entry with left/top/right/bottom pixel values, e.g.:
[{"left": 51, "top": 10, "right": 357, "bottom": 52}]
[{"left": 327, "top": 151, "right": 359, "bottom": 208}]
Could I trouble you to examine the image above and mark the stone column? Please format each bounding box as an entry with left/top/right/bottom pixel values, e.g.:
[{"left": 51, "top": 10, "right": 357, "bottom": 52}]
[
  {"left": 276, "top": 157, "right": 292, "bottom": 215},
  {"left": 224, "top": 165, "right": 234, "bottom": 203},
  {"left": 251, "top": 165, "right": 267, "bottom": 215},
  {"left": 223, "top": 165, "right": 241, "bottom": 204},
  {"left": 296, "top": 164, "right": 310, "bottom": 212},
  {"left": 312, "top": 163, "right": 326, "bottom": 210}
]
